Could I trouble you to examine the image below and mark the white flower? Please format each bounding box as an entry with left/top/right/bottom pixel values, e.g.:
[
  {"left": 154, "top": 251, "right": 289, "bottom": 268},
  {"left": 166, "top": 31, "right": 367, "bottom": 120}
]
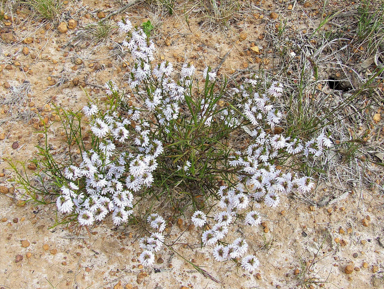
[
  {"left": 212, "top": 223, "right": 228, "bottom": 240},
  {"left": 91, "top": 119, "right": 109, "bottom": 138},
  {"left": 113, "top": 126, "right": 129, "bottom": 142},
  {"left": 231, "top": 238, "right": 248, "bottom": 257},
  {"left": 264, "top": 192, "right": 280, "bottom": 207},
  {"left": 78, "top": 210, "right": 94, "bottom": 226},
  {"left": 191, "top": 211, "right": 206, "bottom": 227},
  {"left": 202, "top": 230, "right": 217, "bottom": 246},
  {"left": 118, "top": 18, "right": 132, "bottom": 33},
  {"left": 83, "top": 104, "right": 98, "bottom": 117},
  {"left": 56, "top": 195, "right": 74, "bottom": 214},
  {"left": 203, "top": 67, "right": 216, "bottom": 81},
  {"left": 241, "top": 255, "right": 260, "bottom": 272},
  {"left": 245, "top": 211, "right": 261, "bottom": 226},
  {"left": 213, "top": 245, "right": 228, "bottom": 262},
  {"left": 139, "top": 250, "right": 155, "bottom": 266},
  {"left": 94, "top": 205, "right": 108, "bottom": 221},
  {"left": 214, "top": 211, "right": 233, "bottom": 226}
]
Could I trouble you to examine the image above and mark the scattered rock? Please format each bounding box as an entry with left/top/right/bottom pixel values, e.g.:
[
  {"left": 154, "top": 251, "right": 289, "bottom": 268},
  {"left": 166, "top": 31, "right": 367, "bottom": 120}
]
[
  {"left": 165, "top": 38, "right": 171, "bottom": 46},
  {"left": 97, "top": 11, "right": 106, "bottom": 19},
  {"left": 345, "top": 264, "right": 354, "bottom": 274},
  {"left": 353, "top": 253, "right": 358, "bottom": 258},
  {"left": 27, "top": 163, "right": 37, "bottom": 170},
  {"left": 125, "top": 285, "right": 133, "bottom": 289},
  {"left": 250, "top": 45, "right": 259, "bottom": 53},
  {"left": 58, "top": 22, "right": 68, "bottom": 34},
  {"left": 239, "top": 32, "right": 247, "bottom": 41},
  {"left": 50, "top": 249, "right": 57, "bottom": 255},
  {"left": 23, "top": 37, "right": 33, "bottom": 44},
  {"left": 22, "top": 47, "right": 29, "bottom": 55},
  {"left": 12, "top": 141, "right": 19, "bottom": 149},
  {"left": 294, "top": 269, "right": 300, "bottom": 275},
  {"left": 72, "top": 77, "right": 80, "bottom": 86},
  {"left": 362, "top": 218, "right": 370, "bottom": 227},
  {"left": 26, "top": 252, "right": 32, "bottom": 258},
  {"left": 157, "top": 257, "right": 164, "bottom": 264},
  {"left": 21, "top": 240, "right": 30, "bottom": 248},
  {"left": 372, "top": 265, "right": 379, "bottom": 273},
  {"left": 303, "top": 2, "right": 311, "bottom": 8},
  {"left": 255, "top": 273, "right": 262, "bottom": 280},
  {"left": 363, "top": 262, "right": 369, "bottom": 268},
  {"left": 270, "top": 12, "right": 279, "bottom": 20},
  {"left": 288, "top": 4, "right": 293, "bottom": 10},
  {"left": 16, "top": 200, "right": 26, "bottom": 207},
  {"left": 75, "top": 58, "right": 83, "bottom": 65},
  {"left": 0, "top": 186, "right": 9, "bottom": 194},
  {"left": 1, "top": 32, "right": 16, "bottom": 43},
  {"left": 43, "top": 244, "right": 49, "bottom": 251},
  {"left": 15, "top": 255, "right": 23, "bottom": 263},
  {"left": 113, "top": 281, "right": 123, "bottom": 289},
  {"left": 68, "top": 19, "right": 77, "bottom": 29},
  {"left": 373, "top": 113, "right": 381, "bottom": 123}
]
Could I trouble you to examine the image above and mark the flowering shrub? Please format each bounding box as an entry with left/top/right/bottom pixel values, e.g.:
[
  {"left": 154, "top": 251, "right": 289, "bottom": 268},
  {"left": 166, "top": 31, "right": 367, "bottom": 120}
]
[{"left": 12, "top": 17, "right": 332, "bottom": 272}]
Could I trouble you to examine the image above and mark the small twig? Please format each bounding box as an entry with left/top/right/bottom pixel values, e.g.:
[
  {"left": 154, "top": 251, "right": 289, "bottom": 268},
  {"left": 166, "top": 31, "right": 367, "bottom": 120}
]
[
  {"left": 213, "top": 50, "right": 232, "bottom": 74},
  {"left": 99, "top": 0, "right": 144, "bottom": 23}
]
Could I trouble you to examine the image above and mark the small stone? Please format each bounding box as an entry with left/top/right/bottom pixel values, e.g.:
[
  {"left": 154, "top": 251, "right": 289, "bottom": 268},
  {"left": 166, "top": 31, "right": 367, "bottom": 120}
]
[
  {"left": 58, "top": 22, "right": 68, "bottom": 33},
  {"left": 1, "top": 32, "right": 16, "bottom": 43},
  {"left": 23, "top": 37, "right": 33, "bottom": 44},
  {"left": 239, "top": 32, "right": 247, "bottom": 41},
  {"left": 334, "top": 237, "right": 340, "bottom": 243},
  {"left": 345, "top": 264, "right": 354, "bottom": 274},
  {"left": 16, "top": 200, "right": 26, "bottom": 207},
  {"left": 27, "top": 163, "right": 37, "bottom": 170},
  {"left": 43, "top": 104, "right": 51, "bottom": 112},
  {"left": 361, "top": 240, "right": 367, "bottom": 245},
  {"left": 255, "top": 273, "right": 262, "bottom": 280},
  {"left": 13, "top": 218, "right": 18, "bottom": 223},
  {"left": 97, "top": 11, "right": 106, "bottom": 19},
  {"left": 62, "top": 261, "right": 67, "bottom": 265},
  {"left": 125, "top": 285, "right": 133, "bottom": 289},
  {"left": 50, "top": 249, "right": 57, "bottom": 255},
  {"left": 75, "top": 58, "right": 83, "bottom": 65},
  {"left": 21, "top": 240, "right": 30, "bottom": 248},
  {"left": 15, "top": 255, "right": 23, "bottom": 263},
  {"left": 372, "top": 265, "right": 379, "bottom": 273},
  {"left": 373, "top": 113, "right": 381, "bottom": 123},
  {"left": 353, "top": 253, "right": 358, "bottom": 258},
  {"left": 165, "top": 38, "right": 171, "bottom": 46},
  {"left": 354, "top": 267, "right": 360, "bottom": 271},
  {"left": 0, "top": 133, "right": 5, "bottom": 140},
  {"left": 68, "top": 19, "right": 77, "bottom": 29},
  {"left": 157, "top": 257, "right": 164, "bottom": 264},
  {"left": 340, "top": 239, "right": 347, "bottom": 246},
  {"left": 270, "top": 12, "right": 278, "bottom": 20},
  {"left": 294, "top": 269, "right": 300, "bottom": 275},
  {"left": 0, "top": 186, "right": 9, "bottom": 194},
  {"left": 113, "top": 281, "right": 123, "bottom": 289},
  {"left": 180, "top": 287, "right": 189, "bottom": 289},
  {"left": 43, "top": 244, "right": 49, "bottom": 251},
  {"left": 339, "top": 228, "right": 345, "bottom": 234},
  {"left": 287, "top": 4, "right": 293, "bottom": 9},
  {"left": 177, "top": 218, "right": 183, "bottom": 229},
  {"left": 12, "top": 141, "right": 19, "bottom": 149},
  {"left": 22, "top": 47, "right": 29, "bottom": 55},
  {"left": 303, "top": 2, "right": 311, "bottom": 8},
  {"left": 363, "top": 262, "right": 369, "bottom": 268},
  {"left": 26, "top": 252, "right": 32, "bottom": 258},
  {"left": 362, "top": 218, "right": 369, "bottom": 227}
]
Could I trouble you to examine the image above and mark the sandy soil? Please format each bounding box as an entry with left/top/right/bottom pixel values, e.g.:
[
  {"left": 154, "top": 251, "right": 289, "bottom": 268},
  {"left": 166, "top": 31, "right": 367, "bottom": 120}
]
[{"left": 1, "top": 0, "right": 384, "bottom": 288}]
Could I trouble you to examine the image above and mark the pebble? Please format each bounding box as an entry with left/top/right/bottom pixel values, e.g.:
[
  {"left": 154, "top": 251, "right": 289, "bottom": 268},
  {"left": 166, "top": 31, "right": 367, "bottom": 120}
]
[
  {"left": 23, "top": 37, "right": 33, "bottom": 44},
  {"left": 15, "top": 255, "right": 23, "bottom": 263},
  {"left": 50, "top": 249, "right": 57, "bottom": 255},
  {"left": 1, "top": 32, "right": 16, "bottom": 43},
  {"left": 362, "top": 218, "right": 370, "bottom": 227},
  {"left": 21, "top": 240, "right": 30, "bottom": 248},
  {"left": 344, "top": 264, "right": 354, "bottom": 274},
  {"left": 239, "top": 32, "right": 247, "bottom": 41},
  {"left": 27, "top": 163, "right": 37, "bottom": 170},
  {"left": 372, "top": 265, "right": 379, "bottom": 273},
  {"left": 68, "top": 19, "right": 77, "bottom": 29},
  {"left": 26, "top": 252, "right": 32, "bottom": 258},
  {"left": 362, "top": 262, "right": 368, "bottom": 268},
  {"left": 113, "top": 281, "right": 123, "bottom": 289},
  {"left": 157, "top": 257, "right": 164, "bottom": 264},
  {"left": 12, "top": 141, "right": 19, "bottom": 149},
  {"left": 255, "top": 273, "right": 262, "bottom": 280},
  {"left": 43, "top": 244, "right": 49, "bottom": 251},
  {"left": 75, "top": 58, "right": 83, "bottom": 65},
  {"left": 270, "top": 12, "right": 279, "bottom": 20},
  {"left": 58, "top": 22, "right": 68, "bottom": 33},
  {"left": 97, "top": 11, "right": 106, "bottom": 19},
  {"left": 0, "top": 186, "right": 9, "bottom": 194},
  {"left": 353, "top": 253, "right": 358, "bottom": 258},
  {"left": 22, "top": 47, "right": 29, "bottom": 55}
]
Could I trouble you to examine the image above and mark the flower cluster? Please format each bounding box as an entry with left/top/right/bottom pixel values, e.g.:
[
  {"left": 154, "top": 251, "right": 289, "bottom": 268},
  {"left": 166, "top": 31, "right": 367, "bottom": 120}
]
[{"left": 53, "top": 17, "right": 332, "bottom": 272}]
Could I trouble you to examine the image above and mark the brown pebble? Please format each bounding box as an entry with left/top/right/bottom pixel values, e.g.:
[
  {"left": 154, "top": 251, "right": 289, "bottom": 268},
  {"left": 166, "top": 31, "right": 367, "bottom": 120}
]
[
  {"left": 68, "top": 19, "right": 77, "bottom": 29},
  {"left": 345, "top": 264, "right": 354, "bottom": 274},
  {"left": 15, "top": 255, "right": 23, "bottom": 263},
  {"left": 62, "top": 261, "right": 67, "bottom": 265},
  {"left": 157, "top": 257, "right": 164, "bottom": 264},
  {"left": 353, "top": 253, "right": 358, "bottom": 258},
  {"left": 23, "top": 37, "right": 33, "bottom": 44},
  {"left": 16, "top": 200, "right": 26, "bottom": 207},
  {"left": 303, "top": 2, "right": 311, "bottom": 8},
  {"left": 13, "top": 218, "right": 18, "bottom": 223},
  {"left": 21, "top": 240, "right": 30, "bottom": 248},
  {"left": 177, "top": 218, "right": 183, "bottom": 229},
  {"left": 361, "top": 240, "right": 367, "bottom": 245},
  {"left": 97, "top": 11, "right": 106, "bottom": 19},
  {"left": 22, "top": 47, "right": 29, "bottom": 55},
  {"left": 255, "top": 273, "right": 262, "bottom": 280},
  {"left": 372, "top": 265, "right": 379, "bottom": 273},
  {"left": 340, "top": 239, "right": 347, "bottom": 246},
  {"left": 339, "top": 228, "right": 345, "bottom": 234},
  {"left": 125, "top": 285, "right": 133, "bottom": 289},
  {"left": 354, "top": 267, "right": 360, "bottom": 271},
  {"left": 294, "top": 269, "right": 300, "bottom": 275},
  {"left": 58, "top": 22, "right": 68, "bottom": 33},
  {"left": 270, "top": 12, "right": 278, "bottom": 19},
  {"left": 27, "top": 163, "right": 37, "bottom": 170},
  {"left": 334, "top": 237, "right": 340, "bottom": 243},
  {"left": 1, "top": 218, "right": 7, "bottom": 222},
  {"left": 26, "top": 252, "right": 32, "bottom": 258},
  {"left": 75, "top": 58, "right": 83, "bottom": 65},
  {"left": 362, "top": 219, "right": 369, "bottom": 227},
  {"left": 239, "top": 32, "right": 247, "bottom": 41},
  {"left": 43, "top": 244, "right": 49, "bottom": 251},
  {"left": 85, "top": 267, "right": 91, "bottom": 272},
  {"left": 12, "top": 141, "right": 19, "bottom": 149},
  {"left": 362, "top": 262, "right": 368, "bottom": 268},
  {"left": 0, "top": 186, "right": 9, "bottom": 194},
  {"left": 50, "top": 249, "right": 57, "bottom": 255}
]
